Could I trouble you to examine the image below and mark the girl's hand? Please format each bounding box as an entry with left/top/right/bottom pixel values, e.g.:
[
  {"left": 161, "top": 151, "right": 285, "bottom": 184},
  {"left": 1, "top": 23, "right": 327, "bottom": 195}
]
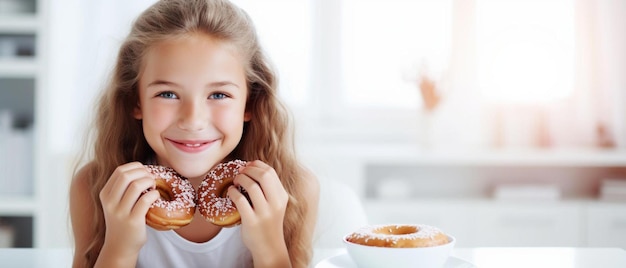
[
  {"left": 229, "top": 160, "right": 291, "bottom": 266},
  {"left": 98, "top": 162, "right": 159, "bottom": 262}
]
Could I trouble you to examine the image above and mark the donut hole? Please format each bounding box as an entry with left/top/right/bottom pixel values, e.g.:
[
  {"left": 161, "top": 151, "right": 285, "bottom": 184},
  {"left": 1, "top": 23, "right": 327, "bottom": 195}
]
[
  {"left": 155, "top": 180, "right": 174, "bottom": 201},
  {"left": 157, "top": 188, "right": 173, "bottom": 201},
  {"left": 240, "top": 186, "right": 252, "bottom": 205},
  {"left": 219, "top": 182, "right": 252, "bottom": 206},
  {"left": 374, "top": 225, "right": 418, "bottom": 236},
  {"left": 212, "top": 181, "right": 231, "bottom": 198}
]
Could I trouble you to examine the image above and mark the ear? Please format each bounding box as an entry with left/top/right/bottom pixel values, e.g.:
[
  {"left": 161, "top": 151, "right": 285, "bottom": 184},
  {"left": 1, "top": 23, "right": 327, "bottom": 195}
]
[
  {"left": 243, "top": 111, "right": 252, "bottom": 122},
  {"left": 133, "top": 104, "right": 143, "bottom": 120}
]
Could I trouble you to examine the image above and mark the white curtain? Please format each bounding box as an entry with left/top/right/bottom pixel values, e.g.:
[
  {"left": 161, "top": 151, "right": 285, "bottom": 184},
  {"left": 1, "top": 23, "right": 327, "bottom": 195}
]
[
  {"left": 548, "top": 0, "right": 626, "bottom": 148},
  {"left": 47, "top": 0, "right": 156, "bottom": 154},
  {"left": 435, "top": 0, "right": 626, "bottom": 150}
]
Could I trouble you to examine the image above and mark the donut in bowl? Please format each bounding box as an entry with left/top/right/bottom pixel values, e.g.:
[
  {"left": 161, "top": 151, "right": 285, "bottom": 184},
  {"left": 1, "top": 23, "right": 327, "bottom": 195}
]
[
  {"left": 345, "top": 224, "right": 449, "bottom": 248},
  {"left": 344, "top": 224, "right": 455, "bottom": 268}
]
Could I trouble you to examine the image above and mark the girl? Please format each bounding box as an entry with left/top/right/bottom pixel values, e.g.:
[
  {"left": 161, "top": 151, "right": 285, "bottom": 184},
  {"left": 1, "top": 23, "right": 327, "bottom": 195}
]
[{"left": 69, "top": 0, "right": 319, "bottom": 267}]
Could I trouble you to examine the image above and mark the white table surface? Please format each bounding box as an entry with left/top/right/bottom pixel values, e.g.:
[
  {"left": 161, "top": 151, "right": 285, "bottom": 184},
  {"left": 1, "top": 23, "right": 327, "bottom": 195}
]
[
  {"left": 313, "top": 247, "right": 626, "bottom": 268},
  {"left": 0, "top": 247, "right": 625, "bottom": 267}
]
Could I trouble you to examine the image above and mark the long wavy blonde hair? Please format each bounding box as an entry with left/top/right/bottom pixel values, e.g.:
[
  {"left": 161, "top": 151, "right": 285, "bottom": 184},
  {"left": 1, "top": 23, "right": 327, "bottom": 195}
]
[{"left": 76, "top": 0, "right": 312, "bottom": 267}]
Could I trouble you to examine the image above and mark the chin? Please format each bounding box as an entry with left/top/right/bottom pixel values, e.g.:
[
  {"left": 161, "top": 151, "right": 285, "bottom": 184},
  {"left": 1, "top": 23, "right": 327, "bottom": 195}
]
[{"left": 170, "top": 161, "right": 214, "bottom": 180}]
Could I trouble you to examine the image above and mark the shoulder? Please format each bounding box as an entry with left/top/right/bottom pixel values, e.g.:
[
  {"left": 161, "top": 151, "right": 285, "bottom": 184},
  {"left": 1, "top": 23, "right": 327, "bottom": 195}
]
[
  {"left": 70, "top": 162, "right": 105, "bottom": 268},
  {"left": 70, "top": 162, "right": 96, "bottom": 198},
  {"left": 70, "top": 162, "right": 99, "bottom": 218},
  {"left": 70, "top": 162, "right": 99, "bottom": 265}
]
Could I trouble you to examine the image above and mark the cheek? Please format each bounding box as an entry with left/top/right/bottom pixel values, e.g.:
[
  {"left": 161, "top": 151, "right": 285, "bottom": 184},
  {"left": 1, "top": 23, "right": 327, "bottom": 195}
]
[
  {"left": 143, "top": 105, "right": 176, "bottom": 129},
  {"left": 214, "top": 106, "right": 247, "bottom": 130}
]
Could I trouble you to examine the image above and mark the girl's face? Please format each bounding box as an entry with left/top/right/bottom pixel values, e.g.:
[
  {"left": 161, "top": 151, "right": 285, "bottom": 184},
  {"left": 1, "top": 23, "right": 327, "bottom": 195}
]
[{"left": 135, "top": 33, "right": 250, "bottom": 181}]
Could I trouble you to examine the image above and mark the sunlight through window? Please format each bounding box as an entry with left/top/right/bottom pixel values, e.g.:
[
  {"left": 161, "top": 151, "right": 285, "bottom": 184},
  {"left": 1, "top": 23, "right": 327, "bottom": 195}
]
[
  {"left": 232, "top": 0, "right": 311, "bottom": 107},
  {"left": 477, "top": 0, "right": 575, "bottom": 103},
  {"left": 341, "top": 0, "right": 452, "bottom": 108}
]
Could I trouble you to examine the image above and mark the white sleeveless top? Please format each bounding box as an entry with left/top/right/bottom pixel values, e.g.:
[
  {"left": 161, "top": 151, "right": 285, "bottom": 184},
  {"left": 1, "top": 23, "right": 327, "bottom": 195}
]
[{"left": 137, "top": 226, "right": 252, "bottom": 268}]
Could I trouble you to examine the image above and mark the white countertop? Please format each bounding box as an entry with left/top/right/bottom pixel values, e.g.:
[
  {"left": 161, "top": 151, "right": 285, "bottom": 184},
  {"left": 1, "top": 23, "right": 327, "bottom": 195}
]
[
  {"left": 313, "top": 247, "right": 626, "bottom": 268},
  {"left": 0, "top": 248, "right": 73, "bottom": 268},
  {"left": 1, "top": 247, "right": 625, "bottom": 267}
]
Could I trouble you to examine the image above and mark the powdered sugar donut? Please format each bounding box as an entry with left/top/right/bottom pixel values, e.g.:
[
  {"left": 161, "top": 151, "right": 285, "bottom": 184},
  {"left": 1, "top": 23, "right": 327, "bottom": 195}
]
[
  {"left": 144, "top": 165, "right": 196, "bottom": 231},
  {"left": 197, "top": 160, "right": 247, "bottom": 227},
  {"left": 345, "top": 224, "right": 449, "bottom": 248}
]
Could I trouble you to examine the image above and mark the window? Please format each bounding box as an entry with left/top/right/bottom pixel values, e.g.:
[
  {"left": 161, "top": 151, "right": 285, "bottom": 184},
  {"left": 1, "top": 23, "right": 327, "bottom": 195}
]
[
  {"left": 228, "top": 1, "right": 624, "bottom": 147},
  {"left": 341, "top": 0, "right": 452, "bottom": 109},
  {"left": 476, "top": 0, "right": 575, "bottom": 103},
  {"left": 238, "top": 0, "right": 453, "bottom": 115},
  {"left": 233, "top": 0, "right": 312, "bottom": 106}
]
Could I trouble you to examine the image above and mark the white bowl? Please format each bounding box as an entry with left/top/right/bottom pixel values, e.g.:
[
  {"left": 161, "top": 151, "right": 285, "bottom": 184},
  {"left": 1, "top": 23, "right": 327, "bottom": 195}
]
[{"left": 343, "top": 234, "right": 455, "bottom": 268}]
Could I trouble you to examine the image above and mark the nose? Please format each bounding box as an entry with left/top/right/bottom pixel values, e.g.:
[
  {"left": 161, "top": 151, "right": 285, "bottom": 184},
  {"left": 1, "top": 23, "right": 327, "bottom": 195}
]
[{"left": 178, "top": 100, "right": 208, "bottom": 132}]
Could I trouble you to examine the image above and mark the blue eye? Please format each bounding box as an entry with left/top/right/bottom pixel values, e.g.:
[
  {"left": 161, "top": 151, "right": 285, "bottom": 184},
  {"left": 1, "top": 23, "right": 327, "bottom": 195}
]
[
  {"left": 209, "top": 92, "right": 227, "bottom": 99},
  {"left": 157, "top": 91, "right": 178, "bottom": 99}
]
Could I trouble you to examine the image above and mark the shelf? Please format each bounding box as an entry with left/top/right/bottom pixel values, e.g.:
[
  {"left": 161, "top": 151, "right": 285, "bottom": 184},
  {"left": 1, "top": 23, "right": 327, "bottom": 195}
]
[
  {"left": 0, "top": 15, "right": 38, "bottom": 34},
  {"left": 0, "top": 58, "right": 37, "bottom": 78},
  {"left": 0, "top": 0, "right": 41, "bottom": 249},
  {"left": 0, "top": 196, "right": 36, "bottom": 216},
  {"left": 363, "top": 198, "right": 626, "bottom": 247},
  {"left": 364, "top": 197, "right": 597, "bottom": 205},
  {"left": 300, "top": 143, "right": 626, "bottom": 167}
]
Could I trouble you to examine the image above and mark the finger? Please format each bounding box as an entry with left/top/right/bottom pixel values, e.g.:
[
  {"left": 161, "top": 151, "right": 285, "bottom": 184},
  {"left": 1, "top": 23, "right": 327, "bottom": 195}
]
[
  {"left": 239, "top": 161, "right": 277, "bottom": 190},
  {"left": 118, "top": 177, "right": 158, "bottom": 213},
  {"left": 239, "top": 162, "right": 287, "bottom": 206},
  {"left": 234, "top": 174, "right": 266, "bottom": 211},
  {"left": 107, "top": 166, "right": 154, "bottom": 205},
  {"left": 131, "top": 189, "right": 160, "bottom": 219},
  {"left": 228, "top": 185, "right": 255, "bottom": 219},
  {"left": 101, "top": 162, "right": 147, "bottom": 197}
]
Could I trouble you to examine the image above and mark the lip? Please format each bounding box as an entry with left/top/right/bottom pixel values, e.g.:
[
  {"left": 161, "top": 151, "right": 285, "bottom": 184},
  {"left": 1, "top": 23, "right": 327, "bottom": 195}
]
[{"left": 167, "top": 138, "right": 215, "bottom": 153}]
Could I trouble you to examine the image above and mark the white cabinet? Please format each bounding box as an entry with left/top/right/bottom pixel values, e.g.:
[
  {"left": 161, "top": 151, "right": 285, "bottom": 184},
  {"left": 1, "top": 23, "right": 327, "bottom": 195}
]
[
  {"left": 586, "top": 202, "right": 626, "bottom": 248},
  {"left": 0, "top": 0, "right": 45, "bottom": 248},
  {"left": 470, "top": 202, "right": 582, "bottom": 247},
  {"left": 364, "top": 199, "right": 584, "bottom": 247},
  {"left": 301, "top": 144, "right": 626, "bottom": 248}
]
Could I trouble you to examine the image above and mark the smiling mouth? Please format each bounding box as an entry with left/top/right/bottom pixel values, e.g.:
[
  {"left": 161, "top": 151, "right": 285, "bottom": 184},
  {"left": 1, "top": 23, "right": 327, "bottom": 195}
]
[
  {"left": 168, "top": 139, "right": 213, "bottom": 148},
  {"left": 183, "top": 143, "right": 203, "bottom": 147}
]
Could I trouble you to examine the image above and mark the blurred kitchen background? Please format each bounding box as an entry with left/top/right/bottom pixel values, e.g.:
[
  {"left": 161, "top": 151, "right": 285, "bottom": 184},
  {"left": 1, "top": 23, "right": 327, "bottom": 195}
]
[{"left": 0, "top": 0, "right": 625, "bottom": 249}]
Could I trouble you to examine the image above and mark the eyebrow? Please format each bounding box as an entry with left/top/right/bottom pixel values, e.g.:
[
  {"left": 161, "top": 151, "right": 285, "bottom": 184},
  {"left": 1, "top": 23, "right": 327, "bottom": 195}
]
[
  {"left": 146, "top": 80, "right": 241, "bottom": 89},
  {"left": 146, "top": 80, "right": 179, "bottom": 89}
]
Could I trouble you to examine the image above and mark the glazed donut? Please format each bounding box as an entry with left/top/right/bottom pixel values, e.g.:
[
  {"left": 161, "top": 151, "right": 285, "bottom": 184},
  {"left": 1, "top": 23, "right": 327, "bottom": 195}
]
[
  {"left": 197, "top": 160, "right": 247, "bottom": 227},
  {"left": 144, "top": 165, "right": 196, "bottom": 231},
  {"left": 345, "top": 224, "right": 449, "bottom": 248}
]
